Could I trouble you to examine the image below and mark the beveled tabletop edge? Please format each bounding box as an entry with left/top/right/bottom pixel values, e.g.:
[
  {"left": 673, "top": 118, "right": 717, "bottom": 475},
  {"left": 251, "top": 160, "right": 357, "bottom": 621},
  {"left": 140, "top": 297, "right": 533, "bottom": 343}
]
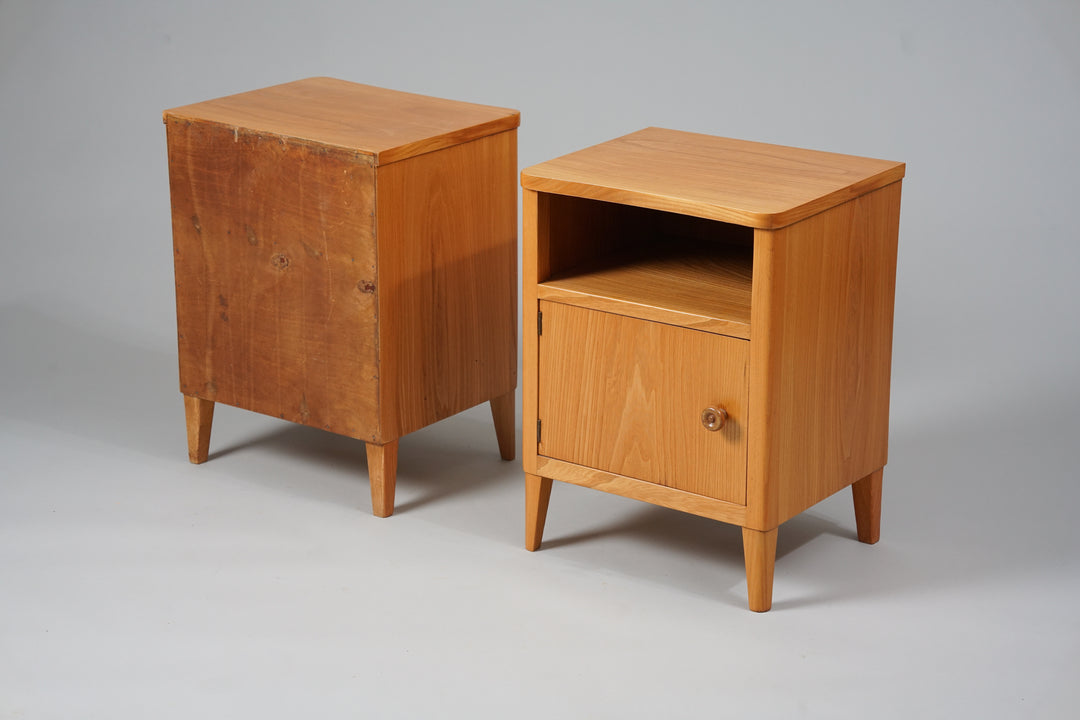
[{"left": 521, "top": 128, "right": 905, "bottom": 229}]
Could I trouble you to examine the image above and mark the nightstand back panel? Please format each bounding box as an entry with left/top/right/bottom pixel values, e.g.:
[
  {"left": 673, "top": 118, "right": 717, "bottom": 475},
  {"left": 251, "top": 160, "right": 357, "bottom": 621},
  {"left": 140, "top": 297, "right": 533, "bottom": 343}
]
[
  {"left": 168, "top": 119, "right": 379, "bottom": 440},
  {"left": 537, "top": 301, "right": 749, "bottom": 503}
]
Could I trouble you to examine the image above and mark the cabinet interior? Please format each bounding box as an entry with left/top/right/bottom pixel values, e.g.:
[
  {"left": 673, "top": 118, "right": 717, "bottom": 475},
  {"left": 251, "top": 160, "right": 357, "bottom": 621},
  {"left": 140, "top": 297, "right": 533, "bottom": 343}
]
[{"left": 538, "top": 194, "right": 754, "bottom": 338}]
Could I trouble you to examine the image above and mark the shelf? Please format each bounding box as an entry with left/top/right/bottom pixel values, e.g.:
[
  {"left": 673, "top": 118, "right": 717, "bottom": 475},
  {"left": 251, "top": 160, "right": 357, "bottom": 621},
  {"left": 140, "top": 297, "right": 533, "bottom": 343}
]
[{"left": 538, "top": 239, "right": 752, "bottom": 338}]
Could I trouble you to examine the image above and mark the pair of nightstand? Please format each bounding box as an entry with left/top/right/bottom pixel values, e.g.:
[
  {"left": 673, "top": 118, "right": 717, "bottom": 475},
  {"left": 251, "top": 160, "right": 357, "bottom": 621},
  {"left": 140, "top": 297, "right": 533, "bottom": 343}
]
[{"left": 165, "top": 78, "right": 904, "bottom": 611}]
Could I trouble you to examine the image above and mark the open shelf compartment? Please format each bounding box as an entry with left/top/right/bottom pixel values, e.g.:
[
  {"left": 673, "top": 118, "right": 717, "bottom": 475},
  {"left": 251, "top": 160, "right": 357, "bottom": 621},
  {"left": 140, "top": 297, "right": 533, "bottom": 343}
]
[{"left": 536, "top": 194, "right": 753, "bottom": 338}]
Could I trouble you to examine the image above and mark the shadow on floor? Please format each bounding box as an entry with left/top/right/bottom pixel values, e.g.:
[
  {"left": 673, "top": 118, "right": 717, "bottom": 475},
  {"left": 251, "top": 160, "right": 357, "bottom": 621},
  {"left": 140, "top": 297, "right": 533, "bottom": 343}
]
[
  {"left": 0, "top": 303, "right": 512, "bottom": 514},
  {"left": 4, "top": 303, "right": 1077, "bottom": 608}
]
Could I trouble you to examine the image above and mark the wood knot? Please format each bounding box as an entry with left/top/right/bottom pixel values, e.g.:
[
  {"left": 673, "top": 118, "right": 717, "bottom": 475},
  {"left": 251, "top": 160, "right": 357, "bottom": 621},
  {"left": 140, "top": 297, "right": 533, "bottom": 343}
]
[
  {"left": 271, "top": 253, "right": 290, "bottom": 271},
  {"left": 357, "top": 280, "right": 376, "bottom": 294}
]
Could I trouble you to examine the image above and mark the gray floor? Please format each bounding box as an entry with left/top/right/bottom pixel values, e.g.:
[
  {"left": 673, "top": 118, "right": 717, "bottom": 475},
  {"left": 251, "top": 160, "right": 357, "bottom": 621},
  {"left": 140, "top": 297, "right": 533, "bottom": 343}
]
[{"left": 2, "top": 306, "right": 1077, "bottom": 718}]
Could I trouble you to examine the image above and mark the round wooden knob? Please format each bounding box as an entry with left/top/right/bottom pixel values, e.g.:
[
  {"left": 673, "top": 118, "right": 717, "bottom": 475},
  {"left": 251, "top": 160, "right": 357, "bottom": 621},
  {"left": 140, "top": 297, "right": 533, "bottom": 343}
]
[{"left": 701, "top": 407, "right": 727, "bottom": 431}]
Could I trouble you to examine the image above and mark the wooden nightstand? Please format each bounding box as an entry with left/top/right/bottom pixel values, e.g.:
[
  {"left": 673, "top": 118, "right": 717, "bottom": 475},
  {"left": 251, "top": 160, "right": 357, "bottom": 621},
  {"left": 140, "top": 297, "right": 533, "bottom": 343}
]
[
  {"left": 164, "top": 78, "right": 519, "bottom": 517},
  {"left": 521, "top": 128, "right": 905, "bottom": 611}
]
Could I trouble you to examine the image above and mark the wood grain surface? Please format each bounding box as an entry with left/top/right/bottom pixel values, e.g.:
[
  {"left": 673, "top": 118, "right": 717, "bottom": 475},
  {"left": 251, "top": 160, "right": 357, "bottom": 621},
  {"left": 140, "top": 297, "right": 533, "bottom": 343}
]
[
  {"left": 489, "top": 390, "right": 516, "bottom": 462},
  {"left": 167, "top": 116, "right": 381, "bottom": 441},
  {"left": 521, "top": 189, "right": 545, "bottom": 475},
  {"left": 375, "top": 130, "right": 518, "bottom": 439},
  {"left": 746, "top": 182, "right": 902, "bottom": 528},
  {"left": 165, "top": 77, "right": 519, "bottom": 165},
  {"left": 539, "top": 240, "right": 752, "bottom": 338},
  {"left": 366, "top": 440, "right": 398, "bottom": 518},
  {"left": 852, "top": 468, "right": 883, "bottom": 544},
  {"left": 522, "top": 127, "right": 904, "bottom": 229},
  {"left": 534, "top": 457, "right": 747, "bottom": 526},
  {"left": 183, "top": 395, "right": 214, "bottom": 464},
  {"left": 522, "top": 191, "right": 752, "bottom": 469},
  {"left": 537, "top": 301, "right": 748, "bottom": 503},
  {"left": 742, "top": 527, "right": 778, "bottom": 612},
  {"left": 525, "top": 472, "right": 553, "bottom": 551}
]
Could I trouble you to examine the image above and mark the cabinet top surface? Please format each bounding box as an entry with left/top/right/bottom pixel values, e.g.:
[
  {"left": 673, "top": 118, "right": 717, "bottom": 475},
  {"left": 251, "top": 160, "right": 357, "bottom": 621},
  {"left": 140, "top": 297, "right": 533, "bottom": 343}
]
[
  {"left": 522, "top": 128, "right": 905, "bottom": 228},
  {"left": 163, "top": 77, "right": 520, "bottom": 165}
]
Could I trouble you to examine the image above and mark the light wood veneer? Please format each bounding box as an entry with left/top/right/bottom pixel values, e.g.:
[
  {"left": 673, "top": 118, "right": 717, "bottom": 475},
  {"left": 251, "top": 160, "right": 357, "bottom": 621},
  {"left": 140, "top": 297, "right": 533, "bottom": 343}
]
[{"left": 521, "top": 129, "right": 904, "bottom": 611}]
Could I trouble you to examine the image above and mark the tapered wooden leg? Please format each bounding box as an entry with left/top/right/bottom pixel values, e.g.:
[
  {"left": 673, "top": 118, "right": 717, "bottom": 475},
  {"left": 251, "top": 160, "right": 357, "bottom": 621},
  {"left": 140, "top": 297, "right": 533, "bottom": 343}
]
[
  {"left": 852, "top": 468, "right": 883, "bottom": 544},
  {"left": 525, "top": 473, "right": 553, "bottom": 551},
  {"left": 183, "top": 395, "right": 214, "bottom": 464},
  {"left": 742, "top": 527, "right": 778, "bottom": 612},
  {"left": 366, "top": 440, "right": 398, "bottom": 518},
  {"left": 489, "top": 391, "right": 516, "bottom": 461}
]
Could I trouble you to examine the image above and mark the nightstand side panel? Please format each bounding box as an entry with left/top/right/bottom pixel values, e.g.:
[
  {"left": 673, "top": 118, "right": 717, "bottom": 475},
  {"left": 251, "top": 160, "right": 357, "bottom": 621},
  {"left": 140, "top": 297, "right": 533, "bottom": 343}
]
[
  {"left": 748, "top": 182, "right": 902, "bottom": 527},
  {"left": 375, "top": 130, "right": 518, "bottom": 439}
]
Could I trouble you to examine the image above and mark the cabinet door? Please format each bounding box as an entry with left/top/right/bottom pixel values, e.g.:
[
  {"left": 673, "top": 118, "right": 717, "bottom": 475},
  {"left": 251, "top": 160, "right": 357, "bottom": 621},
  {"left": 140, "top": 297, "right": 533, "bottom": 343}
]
[{"left": 537, "top": 301, "right": 748, "bottom": 504}]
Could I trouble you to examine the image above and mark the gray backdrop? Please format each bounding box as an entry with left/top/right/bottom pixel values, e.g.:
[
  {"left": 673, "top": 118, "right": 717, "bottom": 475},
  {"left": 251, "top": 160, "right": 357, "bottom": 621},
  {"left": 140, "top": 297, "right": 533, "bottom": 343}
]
[{"left": 2, "top": 1, "right": 1078, "bottom": 717}]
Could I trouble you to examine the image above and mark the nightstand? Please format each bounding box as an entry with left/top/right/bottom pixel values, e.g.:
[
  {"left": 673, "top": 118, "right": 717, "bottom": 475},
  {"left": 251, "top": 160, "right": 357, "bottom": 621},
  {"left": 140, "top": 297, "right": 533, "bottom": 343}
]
[
  {"left": 520, "top": 128, "right": 904, "bottom": 611},
  {"left": 164, "top": 77, "right": 519, "bottom": 517}
]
